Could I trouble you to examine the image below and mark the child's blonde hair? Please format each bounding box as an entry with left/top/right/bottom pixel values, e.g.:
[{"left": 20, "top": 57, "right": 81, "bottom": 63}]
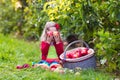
[{"left": 40, "top": 21, "right": 59, "bottom": 41}]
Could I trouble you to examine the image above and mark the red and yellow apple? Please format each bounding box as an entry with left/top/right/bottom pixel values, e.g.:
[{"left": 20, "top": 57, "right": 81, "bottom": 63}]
[
  {"left": 80, "top": 48, "right": 89, "bottom": 56},
  {"left": 66, "top": 52, "right": 74, "bottom": 59},
  {"left": 47, "top": 31, "right": 53, "bottom": 36},
  {"left": 50, "top": 64, "right": 62, "bottom": 71},
  {"left": 16, "top": 65, "right": 23, "bottom": 69},
  {"left": 53, "top": 31, "right": 59, "bottom": 36},
  {"left": 73, "top": 50, "right": 82, "bottom": 58},
  {"left": 87, "top": 49, "right": 92, "bottom": 54},
  {"left": 66, "top": 48, "right": 90, "bottom": 59}
]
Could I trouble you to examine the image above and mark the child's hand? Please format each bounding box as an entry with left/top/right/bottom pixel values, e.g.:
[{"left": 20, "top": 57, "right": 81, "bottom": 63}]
[
  {"left": 46, "top": 34, "right": 53, "bottom": 44},
  {"left": 53, "top": 31, "right": 61, "bottom": 44}
]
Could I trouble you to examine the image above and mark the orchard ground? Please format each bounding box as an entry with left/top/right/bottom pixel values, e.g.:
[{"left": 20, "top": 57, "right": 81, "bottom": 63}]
[{"left": 0, "top": 34, "right": 118, "bottom": 80}]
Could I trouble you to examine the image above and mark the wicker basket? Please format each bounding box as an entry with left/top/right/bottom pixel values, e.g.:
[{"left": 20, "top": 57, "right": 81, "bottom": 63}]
[{"left": 60, "top": 40, "right": 96, "bottom": 69}]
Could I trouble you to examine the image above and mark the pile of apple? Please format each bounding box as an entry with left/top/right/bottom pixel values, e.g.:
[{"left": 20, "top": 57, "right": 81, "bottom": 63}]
[
  {"left": 47, "top": 31, "right": 59, "bottom": 36},
  {"left": 16, "top": 64, "right": 30, "bottom": 69},
  {"left": 66, "top": 47, "right": 90, "bottom": 59}
]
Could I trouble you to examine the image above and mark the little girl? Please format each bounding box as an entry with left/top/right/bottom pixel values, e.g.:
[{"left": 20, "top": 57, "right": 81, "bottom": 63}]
[{"left": 40, "top": 21, "right": 64, "bottom": 62}]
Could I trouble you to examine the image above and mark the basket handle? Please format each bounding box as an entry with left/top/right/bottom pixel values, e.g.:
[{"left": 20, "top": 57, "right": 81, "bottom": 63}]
[{"left": 63, "top": 40, "right": 89, "bottom": 60}]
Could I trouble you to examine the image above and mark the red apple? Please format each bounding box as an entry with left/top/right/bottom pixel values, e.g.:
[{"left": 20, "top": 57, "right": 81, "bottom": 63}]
[
  {"left": 50, "top": 64, "right": 62, "bottom": 71},
  {"left": 16, "top": 65, "right": 23, "bottom": 69},
  {"left": 75, "top": 50, "right": 82, "bottom": 57},
  {"left": 80, "top": 48, "right": 89, "bottom": 56},
  {"left": 72, "top": 49, "right": 82, "bottom": 58},
  {"left": 73, "top": 54, "right": 79, "bottom": 58},
  {"left": 47, "top": 31, "right": 53, "bottom": 36},
  {"left": 66, "top": 52, "right": 73, "bottom": 59},
  {"left": 50, "top": 64, "right": 58, "bottom": 69},
  {"left": 53, "top": 31, "right": 59, "bottom": 36},
  {"left": 50, "top": 67, "right": 56, "bottom": 71},
  {"left": 22, "top": 64, "right": 30, "bottom": 68}
]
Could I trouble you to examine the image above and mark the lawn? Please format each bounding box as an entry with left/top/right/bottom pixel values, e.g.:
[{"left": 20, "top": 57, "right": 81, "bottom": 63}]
[{"left": 0, "top": 34, "right": 114, "bottom": 80}]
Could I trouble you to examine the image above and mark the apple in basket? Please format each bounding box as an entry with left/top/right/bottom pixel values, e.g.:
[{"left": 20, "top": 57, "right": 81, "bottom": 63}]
[
  {"left": 47, "top": 31, "right": 53, "bottom": 36},
  {"left": 53, "top": 31, "right": 59, "bottom": 36},
  {"left": 80, "top": 48, "right": 89, "bottom": 56},
  {"left": 73, "top": 50, "right": 82, "bottom": 58},
  {"left": 66, "top": 52, "right": 74, "bottom": 59},
  {"left": 87, "top": 49, "right": 92, "bottom": 54}
]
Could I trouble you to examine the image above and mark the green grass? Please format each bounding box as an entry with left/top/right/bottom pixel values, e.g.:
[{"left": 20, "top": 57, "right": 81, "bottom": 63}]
[{"left": 0, "top": 34, "right": 114, "bottom": 80}]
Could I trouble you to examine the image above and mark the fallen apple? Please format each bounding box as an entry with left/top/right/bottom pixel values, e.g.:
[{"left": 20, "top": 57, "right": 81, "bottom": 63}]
[
  {"left": 50, "top": 64, "right": 62, "bottom": 71},
  {"left": 22, "top": 64, "right": 30, "bottom": 68},
  {"left": 50, "top": 64, "right": 57, "bottom": 69},
  {"left": 16, "top": 65, "right": 22, "bottom": 69},
  {"left": 50, "top": 67, "right": 56, "bottom": 71},
  {"left": 50, "top": 64, "right": 62, "bottom": 68}
]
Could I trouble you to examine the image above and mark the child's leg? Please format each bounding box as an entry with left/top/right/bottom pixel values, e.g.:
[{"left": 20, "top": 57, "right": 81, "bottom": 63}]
[
  {"left": 54, "top": 42, "right": 64, "bottom": 59},
  {"left": 40, "top": 41, "right": 50, "bottom": 60}
]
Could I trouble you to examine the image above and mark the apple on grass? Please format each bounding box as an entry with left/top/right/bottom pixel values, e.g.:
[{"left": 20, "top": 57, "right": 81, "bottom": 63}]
[
  {"left": 16, "top": 64, "right": 30, "bottom": 69},
  {"left": 22, "top": 64, "right": 30, "bottom": 68},
  {"left": 50, "top": 64, "right": 62, "bottom": 71},
  {"left": 50, "top": 67, "right": 56, "bottom": 71},
  {"left": 16, "top": 65, "right": 23, "bottom": 69}
]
